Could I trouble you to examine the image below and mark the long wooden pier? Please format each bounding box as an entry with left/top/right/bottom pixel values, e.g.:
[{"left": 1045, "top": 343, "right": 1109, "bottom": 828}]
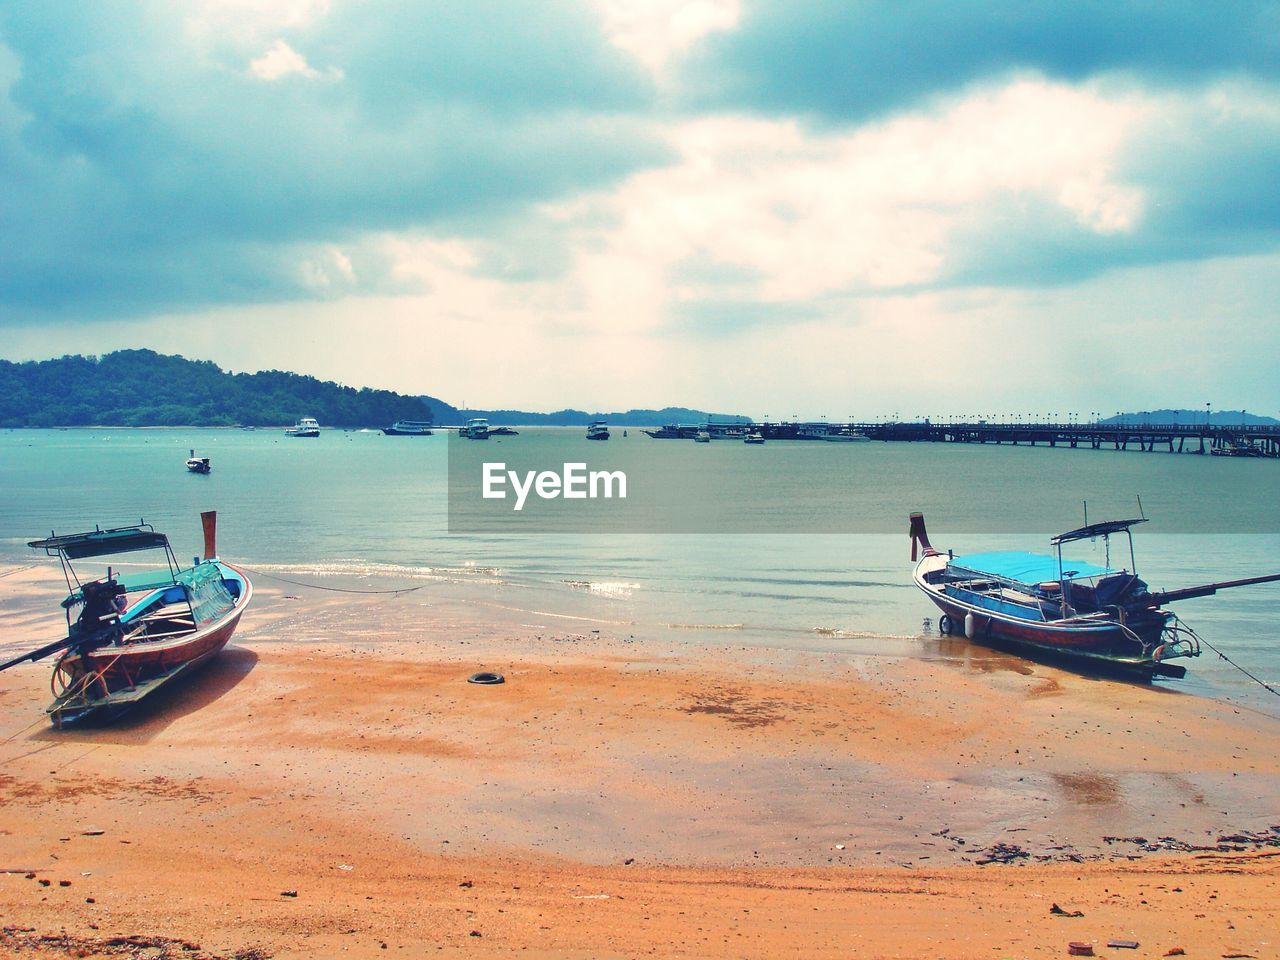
[
  {"left": 650, "top": 420, "right": 1280, "bottom": 458},
  {"left": 861, "top": 421, "right": 1280, "bottom": 457}
]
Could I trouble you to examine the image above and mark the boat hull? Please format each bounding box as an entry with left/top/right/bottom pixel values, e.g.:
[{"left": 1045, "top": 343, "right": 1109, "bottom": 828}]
[
  {"left": 48, "top": 563, "right": 252, "bottom": 725},
  {"left": 913, "top": 555, "right": 1173, "bottom": 672}
]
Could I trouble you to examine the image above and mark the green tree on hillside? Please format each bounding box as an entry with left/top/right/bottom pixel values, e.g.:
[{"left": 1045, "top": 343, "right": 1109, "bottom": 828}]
[{"left": 0, "top": 350, "right": 433, "bottom": 428}]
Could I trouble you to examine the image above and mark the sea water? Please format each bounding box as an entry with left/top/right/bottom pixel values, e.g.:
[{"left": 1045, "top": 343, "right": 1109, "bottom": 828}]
[{"left": 1, "top": 427, "right": 1277, "bottom": 709}]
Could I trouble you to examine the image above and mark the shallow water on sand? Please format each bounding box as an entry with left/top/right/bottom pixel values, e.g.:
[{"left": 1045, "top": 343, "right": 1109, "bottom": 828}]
[{"left": 1, "top": 427, "right": 1277, "bottom": 709}]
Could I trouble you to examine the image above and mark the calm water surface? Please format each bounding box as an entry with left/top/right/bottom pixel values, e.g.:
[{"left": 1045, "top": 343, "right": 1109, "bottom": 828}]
[{"left": 1, "top": 427, "right": 1277, "bottom": 709}]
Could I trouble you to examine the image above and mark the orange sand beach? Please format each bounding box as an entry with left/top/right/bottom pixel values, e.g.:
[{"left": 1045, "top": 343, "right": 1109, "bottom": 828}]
[{"left": 1, "top": 561, "right": 1277, "bottom": 959}]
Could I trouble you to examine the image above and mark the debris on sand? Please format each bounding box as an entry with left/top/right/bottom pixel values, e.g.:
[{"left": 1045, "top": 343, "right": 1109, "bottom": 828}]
[
  {"left": 975, "top": 842, "right": 1029, "bottom": 865},
  {"left": 0, "top": 927, "right": 264, "bottom": 959}
]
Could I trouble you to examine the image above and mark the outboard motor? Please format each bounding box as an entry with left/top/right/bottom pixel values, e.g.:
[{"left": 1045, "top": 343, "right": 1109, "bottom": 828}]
[
  {"left": 1094, "top": 573, "right": 1148, "bottom": 610},
  {"left": 72, "top": 577, "right": 125, "bottom": 646}
]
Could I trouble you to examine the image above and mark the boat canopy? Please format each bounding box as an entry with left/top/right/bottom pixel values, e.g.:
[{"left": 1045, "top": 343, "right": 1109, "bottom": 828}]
[
  {"left": 948, "top": 550, "right": 1116, "bottom": 584},
  {"left": 1051, "top": 518, "right": 1147, "bottom": 545},
  {"left": 29, "top": 525, "right": 169, "bottom": 560}
]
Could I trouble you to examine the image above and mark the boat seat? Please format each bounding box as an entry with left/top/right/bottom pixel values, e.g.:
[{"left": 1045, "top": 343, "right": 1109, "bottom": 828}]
[
  {"left": 129, "top": 602, "right": 191, "bottom": 621},
  {"left": 998, "top": 588, "right": 1042, "bottom": 606},
  {"left": 137, "top": 609, "right": 193, "bottom": 624},
  {"left": 123, "top": 624, "right": 196, "bottom": 643},
  {"left": 148, "top": 616, "right": 195, "bottom": 627}
]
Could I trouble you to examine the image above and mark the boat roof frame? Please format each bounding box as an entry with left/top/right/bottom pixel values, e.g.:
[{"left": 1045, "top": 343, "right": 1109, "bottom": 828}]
[
  {"left": 1051, "top": 517, "right": 1148, "bottom": 545},
  {"left": 1051, "top": 517, "right": 1145, "bottom": 579},
  {"left": 28, "top": 521, "right": 182, "bottom": 601}
]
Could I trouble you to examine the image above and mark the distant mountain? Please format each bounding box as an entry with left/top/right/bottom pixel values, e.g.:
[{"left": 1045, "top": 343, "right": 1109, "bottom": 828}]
[
  {"left": 424, "top": 401, "right": 751, "bottom": 427},
  {"left": 0, "top": 349, "right": 752, "bottom": 428},
  {"left": 0, "top": 350, "right": 432, "bottom": 428},
  {"left": 1101, "top": 409, "right": 1279, "bottom": 426}
]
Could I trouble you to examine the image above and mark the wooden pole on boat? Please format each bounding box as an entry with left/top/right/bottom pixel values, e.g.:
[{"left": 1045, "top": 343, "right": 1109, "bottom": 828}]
[
  {"left": 201, "top": 511, "right": 217, "bottom": 560},
  {"left": 1151, "top": 571, "right": 1280, "bottom": 605},
  {"left": 909, "top": 512, "right": 936, "bottom": 560}
]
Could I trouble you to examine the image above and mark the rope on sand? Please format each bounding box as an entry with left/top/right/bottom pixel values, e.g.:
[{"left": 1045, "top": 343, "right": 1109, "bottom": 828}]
[
  {"left": 239, "top": 566, "right": 426, "bottom": 596},
  {"left": 1, "top": 712, "right": 52, "bottom": 744}
]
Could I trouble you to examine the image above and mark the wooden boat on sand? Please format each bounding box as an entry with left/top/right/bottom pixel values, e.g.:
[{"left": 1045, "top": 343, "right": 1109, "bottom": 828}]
[
  {"left": 1, "top": 512, "right": 251, "bottom": 725},
  {"left": 909, "top": 511, "right": 1280, "bottom": 678}
]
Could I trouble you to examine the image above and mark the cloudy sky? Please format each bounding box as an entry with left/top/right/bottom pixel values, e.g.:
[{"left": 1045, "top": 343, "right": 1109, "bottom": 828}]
[{"left": 3, "top": 1, "right": 1279, "bottom": 417}]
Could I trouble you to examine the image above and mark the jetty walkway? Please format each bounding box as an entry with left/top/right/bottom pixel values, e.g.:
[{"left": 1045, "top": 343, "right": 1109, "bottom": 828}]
[{"left": 654, "top": 421, "right": 1280, "bottom": 458}]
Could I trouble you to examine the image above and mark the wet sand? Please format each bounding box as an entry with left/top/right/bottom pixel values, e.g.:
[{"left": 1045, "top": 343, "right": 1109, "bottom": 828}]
[{"left": 1, "top": 561, "right": 1278, "bottom": 958}]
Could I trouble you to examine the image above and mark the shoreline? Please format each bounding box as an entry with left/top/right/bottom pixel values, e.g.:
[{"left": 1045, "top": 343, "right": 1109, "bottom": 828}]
[{"left": 2, "top": 561, "right": 1278, "bottom": 957}]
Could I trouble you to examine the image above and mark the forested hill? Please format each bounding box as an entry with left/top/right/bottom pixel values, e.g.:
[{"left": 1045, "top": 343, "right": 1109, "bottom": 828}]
[
  {"left": 0, "top": 350, "right": 433, "bottom": 428},
  {"left": 1101, "top": 409, "right": 1279, "bottom": 426}
]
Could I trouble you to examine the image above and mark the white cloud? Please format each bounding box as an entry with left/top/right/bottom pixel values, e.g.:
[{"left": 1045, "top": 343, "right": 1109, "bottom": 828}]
[
  {"left": 504, "top": 75, "right": 1148, "bottom": 328},
  {"left": 249, "top": 38, "right": 319, "bottom": 80},
  {"left": 592, "top": 0, "right": 740, "bottom": 74},
  {"left": 185, "top": 0, "right": 332, "bottom": 48},
  {"left": 298, "top": 246, "right": 357, "bottom": 292}
]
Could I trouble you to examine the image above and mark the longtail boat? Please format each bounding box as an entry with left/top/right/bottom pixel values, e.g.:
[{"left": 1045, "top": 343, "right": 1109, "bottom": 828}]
[
  {"left": 909, "top": 512, "right": 1280, "bottom": 678},
  {"left": 0, "top": 512, "right": 251, "bottom": 725}
]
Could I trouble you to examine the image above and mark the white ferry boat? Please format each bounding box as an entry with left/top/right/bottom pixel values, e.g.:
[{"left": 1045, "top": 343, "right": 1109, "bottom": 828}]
[
  {"left": 461, "top": 418, "right": 490, "bottom": 439},
  {"left": 285, "top": 417, "right": 320, "bottom": 438}
]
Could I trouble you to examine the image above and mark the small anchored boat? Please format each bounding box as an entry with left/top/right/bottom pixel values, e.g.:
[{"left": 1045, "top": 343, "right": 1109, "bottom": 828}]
[
  {"left": 461, "top": 417, "right": 490, "bottom": 439},
  {"left": 285, "top": 417, "right": 321, "bottom": 438},
  {"left": 909, "top": 511, "right": 1280, "bottom": 678},
  {"left": 586, "top": 421, "right": 610, "bottom": 441},
  {"left": 1, "top": 512, "right": 252, "bottom": 725},
  {"left": 185, "top": 449, "right": 211, "bottom": 473}
]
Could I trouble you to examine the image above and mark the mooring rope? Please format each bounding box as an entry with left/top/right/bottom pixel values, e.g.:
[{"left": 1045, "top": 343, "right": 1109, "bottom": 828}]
[
  {"left": 0, "top": 564, "right": 39, "bottom": 580},
  {"left": 1, "top": 711, "right": 52, "bottom": 744},
  {"left": 239, "top": 566, "right": 426, "bottom": 596},
  {"left": 1200, "top": 635, "right": 1280, "bottom": 698}
]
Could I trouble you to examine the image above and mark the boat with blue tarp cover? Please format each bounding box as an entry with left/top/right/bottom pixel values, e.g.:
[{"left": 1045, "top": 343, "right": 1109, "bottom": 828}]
[
  {"left": 0, "top": 512, "right": 252, "bottom": 725},
  {"left": 908, "top": 512, "right": 1280, "bottom": 678}
]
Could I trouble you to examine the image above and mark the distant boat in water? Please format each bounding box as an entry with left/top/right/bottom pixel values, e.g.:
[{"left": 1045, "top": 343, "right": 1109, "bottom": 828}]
[
  {"left": 694, "top": 430, "right": 711, "bottom": 443},
  {"left": 587, "top": 421, "right": 610, "bottom": 441},
  {"left": 744, "top": 432, "right": 765, "bottom": 444},
  {"left": 461, "top": 418, "right": 490, "bottom": 439},
  {"left": 382, "top": 420, "right": 433, "bottom": 436},
  {"left": 909, "top": 512, "right": 1280, "bottom": 679},
  {"left": 185, "top": 449, "right": 211, "bottom": 473},
  {"left": 489, "top": 426, "right": 519, "bottom": 436},
  {"left": 286, "top": 417, "right": 320, "bottom": 438},
  {"left": 825, "top": 430, "right": 870, "bottom": 442},
  {"left": 1210, "top": 440, "right": 1264, "bottom": 458},
  {"left": 644, "top": 423, "right": 704, "bottom": 439}
]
